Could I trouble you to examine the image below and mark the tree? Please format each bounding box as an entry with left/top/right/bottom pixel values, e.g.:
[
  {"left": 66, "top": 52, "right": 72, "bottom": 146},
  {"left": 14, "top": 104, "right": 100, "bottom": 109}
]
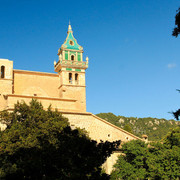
[
  {"left": 163, "top": 126, "right": 180, "bottom": 148},
  {"left": 123, "top": 124, "right": 133, "bottom": 134},
  {"left": 110, "top": 140, "right": 149, "bottom": 180},
  {"left": 111, "top": 127, "right": 180, "bottom": 180},
  {"left": 0, "top": 100, "right": 120, "bottom": 179},
  {"left": 172, "top": 90, "right": 180, "bottom": 120},
  {"left": 172, "top": 7, "right": 180, "bottom": 37}
]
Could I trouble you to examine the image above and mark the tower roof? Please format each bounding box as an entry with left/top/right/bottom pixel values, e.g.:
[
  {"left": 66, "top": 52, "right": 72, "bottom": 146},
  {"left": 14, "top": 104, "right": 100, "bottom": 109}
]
[{"left": 61, "top": 24, "right": 83, "bottom": 51}]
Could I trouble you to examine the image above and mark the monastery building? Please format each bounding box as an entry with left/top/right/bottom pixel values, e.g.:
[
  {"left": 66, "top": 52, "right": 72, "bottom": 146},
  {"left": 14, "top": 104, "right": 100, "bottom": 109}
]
[{"left": 0, "top": 24, "right": 142, "bottom": 173}]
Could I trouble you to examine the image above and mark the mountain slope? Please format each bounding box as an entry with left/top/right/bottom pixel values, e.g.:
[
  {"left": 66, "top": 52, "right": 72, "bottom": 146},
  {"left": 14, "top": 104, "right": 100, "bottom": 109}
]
[{"left": 96, "top": 113, "right": 180, "bottom": 141}]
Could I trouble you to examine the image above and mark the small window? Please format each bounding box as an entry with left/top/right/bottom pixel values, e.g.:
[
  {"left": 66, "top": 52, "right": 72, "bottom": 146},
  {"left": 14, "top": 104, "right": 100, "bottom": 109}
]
[
  {"left": 69, "top": 40, "right": 74, "bottom": 46},
  {"left": 70, "top": 124, "right": 75, "bottom": 130},
  {"left": 1, "top": 66, "right": 5, "bottom": 78},
  {"left": 71, "top": 55, "right": 75, "bottom": 61},
  {"left": 75, "top": 73, "right": 78, "bottom": 85},
  {"left": 69, "top": 73, "right": 72, "bottom": 84}
]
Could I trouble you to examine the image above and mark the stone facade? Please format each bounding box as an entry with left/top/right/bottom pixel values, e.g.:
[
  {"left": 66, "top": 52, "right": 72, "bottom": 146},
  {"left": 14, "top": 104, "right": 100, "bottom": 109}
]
[
  {"left": 0, "top": 24, "right": 142, "bottom": 173},
  {"left": 62, "top": 112, "right": 141, "bottom": 142}
]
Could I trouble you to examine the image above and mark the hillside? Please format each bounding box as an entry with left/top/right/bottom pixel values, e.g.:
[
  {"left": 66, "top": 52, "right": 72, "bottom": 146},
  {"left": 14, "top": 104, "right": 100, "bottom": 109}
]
[{"left": 96, "top": 113, "right": 180, "bottom": 141}]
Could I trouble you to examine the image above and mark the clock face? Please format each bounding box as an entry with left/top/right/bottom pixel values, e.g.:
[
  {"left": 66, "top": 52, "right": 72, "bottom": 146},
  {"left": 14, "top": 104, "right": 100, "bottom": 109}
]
[{"left": 69, "top": 40, "right": 74, "bottom": 46}]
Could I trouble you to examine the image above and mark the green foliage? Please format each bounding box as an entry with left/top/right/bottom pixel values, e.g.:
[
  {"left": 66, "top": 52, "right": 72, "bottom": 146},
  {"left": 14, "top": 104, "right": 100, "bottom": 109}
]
[
  {"left": 172, "top": 7, "right": 180, "bottom": 37},
  {"left": 163, "top": 126, "right": 180, "bottom": 148},
  {"left": 111, "top": 127, "right": 180, "bottom": 180},
  {"left": 96, "top": 113, "right": 120, "bottom": 126},
  {"left": 96, "top": 113, "right": 180, "bottom": 141},
  {"left": 111, "top": 140, "right": 149, "bottom": 180},
  {"left": 123, "top": 124, "right": 133, "bottom": 134},
  {"left": 172, "top": 89, "right": 180, "bottom": 120},
  {"left": 0, "top": 100, "right": 120, "bottom": 179}
]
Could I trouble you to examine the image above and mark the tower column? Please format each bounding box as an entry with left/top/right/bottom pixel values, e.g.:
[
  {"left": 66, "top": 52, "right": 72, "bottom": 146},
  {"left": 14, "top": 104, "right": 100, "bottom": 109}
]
[{"left": 54, "top": 24, "right": 88, "bottom": 112}]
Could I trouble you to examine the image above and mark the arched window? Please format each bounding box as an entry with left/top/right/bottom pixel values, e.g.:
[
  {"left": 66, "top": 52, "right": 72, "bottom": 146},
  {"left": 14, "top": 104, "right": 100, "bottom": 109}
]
[
  {"left": 71, "top": 55, "right": 75, "bottom": 61},
  {"left": 69, "top": 73, "right": 72, "bottom": 84},
  {"left": 75, "top": 73, "right": 78, "bottom": 85},
  {"left": 1, "top": 66, "right": 5, "bottom": 78}
]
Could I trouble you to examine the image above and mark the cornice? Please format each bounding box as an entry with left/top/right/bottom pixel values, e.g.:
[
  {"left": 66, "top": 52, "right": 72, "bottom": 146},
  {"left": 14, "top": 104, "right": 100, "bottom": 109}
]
[
  {"left": 58, "top": 84, "right": 86, "bottom": 89},
  {"left": 13, "top": 70, "right": 59, "bottom": 77},
  {"left": 7, "top": 94, "right": 76, "bottom": 102},
  {"left": 62, "top": 48, "right": 84, "bottom": 53},
  {"left": 0, "top": 78, "right": 13, "bottom": 81},
  {"left": 60, "top": 111, "right": 92, "bottom": 115}
]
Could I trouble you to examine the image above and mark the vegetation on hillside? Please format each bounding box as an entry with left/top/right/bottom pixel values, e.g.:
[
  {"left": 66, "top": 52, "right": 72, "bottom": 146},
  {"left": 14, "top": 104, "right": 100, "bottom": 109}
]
[
  {"left": 0, "top": 100, "right": 120, "bottom": 179},
  {"left": 96, "top": 113, "right": 180, "bottom": 141}
]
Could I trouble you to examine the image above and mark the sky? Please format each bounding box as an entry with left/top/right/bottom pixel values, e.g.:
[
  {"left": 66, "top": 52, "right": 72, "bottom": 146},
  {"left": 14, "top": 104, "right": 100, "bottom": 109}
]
[{"left": 0, "top": 0, "right": 179, "bottom": 120}]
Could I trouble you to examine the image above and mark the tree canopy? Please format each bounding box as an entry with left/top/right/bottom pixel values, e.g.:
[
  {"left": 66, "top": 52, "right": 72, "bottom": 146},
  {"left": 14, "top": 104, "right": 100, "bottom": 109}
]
[
  {"left": 172, "top": 7, "right": 180, "bottom": 37},
  {"left": 0, "top": 100, "right": 120, "bottom": 179},
  {"left": 110, "top": 127, "right": 180, "bottom": 180},
  {"left": 172, "top": 90, "right": 180, "bottom": 120},
  {"left": 123, "top": 124, "right": 133, "bottom": 134}
]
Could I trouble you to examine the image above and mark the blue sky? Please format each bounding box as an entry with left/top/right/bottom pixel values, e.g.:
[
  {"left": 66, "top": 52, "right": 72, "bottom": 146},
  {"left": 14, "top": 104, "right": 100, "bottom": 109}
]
[{"left": 0, "top": 0, "right": 179, "bottom": 120}]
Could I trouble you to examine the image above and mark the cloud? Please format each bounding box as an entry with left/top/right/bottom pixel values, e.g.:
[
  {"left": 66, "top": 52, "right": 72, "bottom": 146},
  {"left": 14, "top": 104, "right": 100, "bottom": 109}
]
[{"left": 167, "top": 63, "right": 176, "bottom": 69}]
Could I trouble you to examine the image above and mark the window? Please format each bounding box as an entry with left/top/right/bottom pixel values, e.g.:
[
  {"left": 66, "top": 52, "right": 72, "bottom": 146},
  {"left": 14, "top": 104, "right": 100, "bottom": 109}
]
[
  {"left": 69, "top": 40, "right": 74, "bottom": 46},
  {"left": 69, "top": 73, "right": 72, "bottom": 84},
  {"left": 1, "top": 66, "right": 5, "bottom": 78},
  {"left": 75, "top": 73, "right": 78, "bottom": 85},
  {"left": 71, "top": 55, "right": 75, "bottom": 61}
]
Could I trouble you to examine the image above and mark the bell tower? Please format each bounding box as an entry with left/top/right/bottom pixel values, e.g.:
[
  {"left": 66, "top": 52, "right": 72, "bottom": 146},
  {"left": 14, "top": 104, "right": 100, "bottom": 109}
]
[
  {"left": 54, "top": 24, "right": 88, "bottom": 112},
  {"left": 0, "top": 59, "right": 13, "bottom": 111}
]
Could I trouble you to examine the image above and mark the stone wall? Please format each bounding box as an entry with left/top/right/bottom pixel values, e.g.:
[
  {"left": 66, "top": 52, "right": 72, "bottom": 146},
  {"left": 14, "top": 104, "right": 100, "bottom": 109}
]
[
  {"left": 62, "top": 112, "right": 141, "bottom": 142},
  {"left": 62, "top": 112, "right": 141, "bottom": 174},
  {"left": 103, "top": 151, "right": 121, "bottom": 174},
  {"left": 13, "top": 70, "right": 59, "bottom": 98}
]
